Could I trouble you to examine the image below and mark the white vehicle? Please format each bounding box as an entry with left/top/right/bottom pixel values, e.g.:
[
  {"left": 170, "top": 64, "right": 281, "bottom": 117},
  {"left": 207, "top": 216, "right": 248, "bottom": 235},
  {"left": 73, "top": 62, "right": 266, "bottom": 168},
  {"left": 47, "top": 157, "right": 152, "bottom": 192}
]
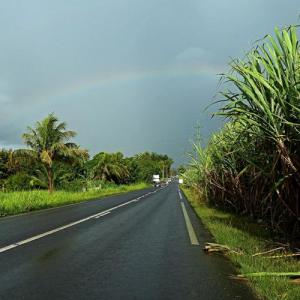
[{"left": 152, "top": 174, "right": 160, "bottom": 187}]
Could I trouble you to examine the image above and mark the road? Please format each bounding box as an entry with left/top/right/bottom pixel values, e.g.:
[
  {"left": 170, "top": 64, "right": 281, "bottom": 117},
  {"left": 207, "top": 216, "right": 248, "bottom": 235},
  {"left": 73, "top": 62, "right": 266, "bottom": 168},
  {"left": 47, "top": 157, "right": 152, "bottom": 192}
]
[{"left": 0, "top": 183, "right": 255, "bottom": 300}]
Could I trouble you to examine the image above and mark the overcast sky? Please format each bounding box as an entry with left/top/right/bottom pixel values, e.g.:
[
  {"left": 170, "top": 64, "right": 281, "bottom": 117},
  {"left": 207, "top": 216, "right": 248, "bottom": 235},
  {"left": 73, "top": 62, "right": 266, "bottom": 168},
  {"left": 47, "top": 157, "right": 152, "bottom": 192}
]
[{"left": 0, "top": 0, "right": 299, "bottom": 164}]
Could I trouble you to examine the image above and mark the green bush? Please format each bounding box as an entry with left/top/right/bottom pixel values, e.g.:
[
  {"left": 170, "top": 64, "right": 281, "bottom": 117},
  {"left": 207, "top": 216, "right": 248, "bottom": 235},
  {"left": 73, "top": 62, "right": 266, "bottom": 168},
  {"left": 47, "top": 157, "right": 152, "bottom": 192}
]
[
  {"left": 57, "top": 179, "right": 86, "bottom": 192},
  {"left": 5, "top": 173, "right": 32, "bottom": 191}
]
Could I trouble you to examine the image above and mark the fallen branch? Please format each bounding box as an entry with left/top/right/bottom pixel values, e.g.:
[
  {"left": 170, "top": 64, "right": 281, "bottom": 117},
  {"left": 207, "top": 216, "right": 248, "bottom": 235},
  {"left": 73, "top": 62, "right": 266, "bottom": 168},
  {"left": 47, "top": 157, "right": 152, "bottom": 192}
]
[
  {"left": 229, "top": 275, "right": 249, "bottom": 282},
  {"left": 203, "top": 242, "right": 242, "bottom": 255},
  {"left": 204, "top": 243, "right": 230, "bottom": 252},
  {"left": 252, "top": 247, "right": 285, "bottom": 257},
  {"left": 237, "top": 272, "right": 300, "bottom": 278},
  {"left": 265, "top": 253, "right": 300, "bottom": 259}
]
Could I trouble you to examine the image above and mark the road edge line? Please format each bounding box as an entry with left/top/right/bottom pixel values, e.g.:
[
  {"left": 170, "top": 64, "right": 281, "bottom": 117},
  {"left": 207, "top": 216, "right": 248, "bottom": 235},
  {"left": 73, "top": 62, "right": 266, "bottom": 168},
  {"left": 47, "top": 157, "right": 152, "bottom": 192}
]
[{"left": 180, "top": 202, "right": 199, "bottom": 246}]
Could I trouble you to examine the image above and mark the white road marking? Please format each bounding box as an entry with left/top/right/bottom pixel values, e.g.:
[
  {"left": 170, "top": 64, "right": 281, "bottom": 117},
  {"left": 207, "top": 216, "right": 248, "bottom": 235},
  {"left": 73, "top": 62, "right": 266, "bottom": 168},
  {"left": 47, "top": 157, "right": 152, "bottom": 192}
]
[
  {"left": 180, "top": 202, "right": 199, "bottom": 246},
  {"left": 0, "top": 187, "right": 166, "bottom": 254},
  {"left": 0, "top": 244, "right": 18, "bottom": 253},
  {"left": 178, "top": 190, "right": 183, "bottom": 200},
  {"left": 94, "top": 211, "right": 111, "bottom": 219}
]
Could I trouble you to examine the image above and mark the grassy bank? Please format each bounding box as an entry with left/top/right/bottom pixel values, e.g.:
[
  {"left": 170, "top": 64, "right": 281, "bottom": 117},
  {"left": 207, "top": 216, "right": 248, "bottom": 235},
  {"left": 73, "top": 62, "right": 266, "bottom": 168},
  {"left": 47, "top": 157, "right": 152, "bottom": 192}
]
[
  {"left": 182, "top": 187, "right": 300, "bottom": 300},
  {"left": 0, "top": 183, "right": 149, "bottom": 217}
]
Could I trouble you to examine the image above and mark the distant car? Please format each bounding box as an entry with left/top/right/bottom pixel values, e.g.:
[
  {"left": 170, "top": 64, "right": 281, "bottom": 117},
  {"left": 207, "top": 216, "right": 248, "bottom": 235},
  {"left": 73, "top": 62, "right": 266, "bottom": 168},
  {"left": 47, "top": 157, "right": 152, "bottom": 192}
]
[{"left": 153, "top": 174, "right": 160, "bottom": 187}]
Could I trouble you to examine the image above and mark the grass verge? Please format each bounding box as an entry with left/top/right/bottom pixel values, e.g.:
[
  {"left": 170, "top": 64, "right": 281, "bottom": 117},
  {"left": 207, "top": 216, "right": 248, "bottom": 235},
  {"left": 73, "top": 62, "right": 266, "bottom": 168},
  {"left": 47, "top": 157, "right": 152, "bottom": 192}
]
[
  {"left": 182, "top": 187, "right": 300, "bottom": 300},
  {"left": 0, "top": 183, "right": 149, "bottom": 217}
]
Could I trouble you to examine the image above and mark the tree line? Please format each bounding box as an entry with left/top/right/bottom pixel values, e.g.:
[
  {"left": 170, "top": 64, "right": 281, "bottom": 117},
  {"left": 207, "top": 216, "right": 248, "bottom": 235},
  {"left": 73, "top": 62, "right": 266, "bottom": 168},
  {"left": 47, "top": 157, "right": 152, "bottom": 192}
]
[{"left": 0, "top": 114, "right": 173, "bottom": 192}]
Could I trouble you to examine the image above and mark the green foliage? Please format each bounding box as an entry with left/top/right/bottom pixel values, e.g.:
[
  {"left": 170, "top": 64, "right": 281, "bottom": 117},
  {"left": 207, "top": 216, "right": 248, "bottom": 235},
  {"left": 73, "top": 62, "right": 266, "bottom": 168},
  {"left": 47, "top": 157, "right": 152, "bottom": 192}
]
[
  {"left": 0, "top": 182, "right": 150, "bottom": 216},
  {"left": 0, "top": 149, "right": 39, "bottom": 179},
  {"left": 88, "top": 151, "right": 173, "bottom": 184},
  {"left": 0, "top": 149, "right": 13, "bottom": 179},
  {"left": 0, "top": 116, "right": 173, "bottom": 193},
  {"left": 124, "top": 156, "right": 141, "bottom": 183},
  {"left": 176, "top": 165, "right": 186, "bottom": 175},
  {"left": 5, "top": 173, "right": 32, "bottom": 191},
  {"left": 185, "top": 26, "right": 300, "bottom": 237},
  {"left": 133, "top": 152, "right": 173, "bottom": 182},
  {"left": 22, "top": 113, "right": 89, "bottom": 192},
  {"left": 89, "top": 152, "right": 129, "bottom": 184}
]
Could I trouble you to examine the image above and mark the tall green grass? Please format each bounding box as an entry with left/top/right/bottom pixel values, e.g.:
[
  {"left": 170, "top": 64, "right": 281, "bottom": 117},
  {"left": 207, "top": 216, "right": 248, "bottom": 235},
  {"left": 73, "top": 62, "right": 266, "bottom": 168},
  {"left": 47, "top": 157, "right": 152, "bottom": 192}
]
[
  {"left": 184, "top": 26, "right": 300, "bottom": 237},
  {"left": 0, "top": 183, "right": 149, "bottom": 216}
]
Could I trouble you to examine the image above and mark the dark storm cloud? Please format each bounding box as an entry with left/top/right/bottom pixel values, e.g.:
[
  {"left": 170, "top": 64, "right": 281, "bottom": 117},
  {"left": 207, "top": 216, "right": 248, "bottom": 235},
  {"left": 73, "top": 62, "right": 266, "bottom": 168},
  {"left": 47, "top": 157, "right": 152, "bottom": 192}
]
[{"left": 0, "top": 0, "right": 299, "bottom": 163}]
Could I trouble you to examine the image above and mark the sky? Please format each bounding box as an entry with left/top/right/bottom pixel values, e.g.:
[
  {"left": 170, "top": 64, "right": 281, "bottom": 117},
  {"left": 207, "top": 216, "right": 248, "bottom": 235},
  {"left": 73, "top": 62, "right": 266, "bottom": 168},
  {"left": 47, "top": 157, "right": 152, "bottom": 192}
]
[{"left": 0, "top": 0, "right": 299, "bottom": 164}]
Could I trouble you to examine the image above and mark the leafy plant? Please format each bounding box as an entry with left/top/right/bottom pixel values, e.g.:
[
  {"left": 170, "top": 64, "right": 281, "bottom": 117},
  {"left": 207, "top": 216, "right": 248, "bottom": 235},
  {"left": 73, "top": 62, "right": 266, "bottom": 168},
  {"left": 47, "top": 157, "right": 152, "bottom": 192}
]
[
  {"left": 21, "top": 114, "right": 89, "bottom": 192},
  {"left": 185, "top": 26, "right": 300, "bottom": 237}
]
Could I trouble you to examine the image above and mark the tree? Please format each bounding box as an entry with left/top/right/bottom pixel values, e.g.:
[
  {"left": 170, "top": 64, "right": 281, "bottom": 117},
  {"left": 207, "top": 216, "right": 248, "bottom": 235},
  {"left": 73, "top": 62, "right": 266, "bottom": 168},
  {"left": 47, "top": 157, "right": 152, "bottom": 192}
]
[
  {"left": 133, "top": 152, "right": 173, "bottom": 182},
  {"left": 22, "top": 114, "right": 88, "bottom": 192},
  {"left": 177, "top": 165, "right": 186, "bottom": 175},
  {"left": 90, "top": 152, "right": 129, "bottom": 184}
]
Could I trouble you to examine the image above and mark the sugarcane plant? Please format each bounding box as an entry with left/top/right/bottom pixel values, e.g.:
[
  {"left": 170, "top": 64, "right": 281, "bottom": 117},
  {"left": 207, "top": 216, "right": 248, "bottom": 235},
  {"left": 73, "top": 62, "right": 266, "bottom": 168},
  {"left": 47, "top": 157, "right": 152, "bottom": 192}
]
[{"left": 185, "top": 26, "right": 300, "bottom": 237}]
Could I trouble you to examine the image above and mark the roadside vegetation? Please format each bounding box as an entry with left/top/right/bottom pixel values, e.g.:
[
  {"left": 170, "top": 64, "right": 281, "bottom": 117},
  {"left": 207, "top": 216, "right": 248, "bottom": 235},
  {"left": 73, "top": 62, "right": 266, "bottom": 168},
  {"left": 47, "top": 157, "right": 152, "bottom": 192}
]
[
  {"left": 0, "top": 114, "right": 173, "bottom": 216},
  {"left": 183, "top": 26, "right": 300, "bottom": 299},
  {"left": 0, "top": 183, "right": 148, "bottom": 217},
  {"left": 184, "top": 26, "right": 300, "bottom": 238},
  {"left": 182, "top": 188, "right": 300, "bottom": 300}
]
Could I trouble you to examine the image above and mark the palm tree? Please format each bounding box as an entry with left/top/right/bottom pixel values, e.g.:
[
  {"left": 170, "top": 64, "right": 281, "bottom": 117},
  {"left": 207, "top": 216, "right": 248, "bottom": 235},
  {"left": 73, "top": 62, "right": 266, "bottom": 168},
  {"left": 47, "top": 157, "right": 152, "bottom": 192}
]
[
  {"left": 159, "top": 158, "right": 174, "bottom": 179},
  {"left": 92, "top": 152, "right": 129, "bottom": 184},
  {"left": 22, "top": 114, "right": 88, "bottom": 192}
]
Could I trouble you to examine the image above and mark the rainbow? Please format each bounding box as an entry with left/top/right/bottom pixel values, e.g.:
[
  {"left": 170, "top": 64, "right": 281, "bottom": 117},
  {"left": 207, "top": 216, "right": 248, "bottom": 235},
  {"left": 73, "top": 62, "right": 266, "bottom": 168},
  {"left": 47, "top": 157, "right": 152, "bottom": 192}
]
[{"left": 40, "top": 63, "right": 226, "bottom": 101}]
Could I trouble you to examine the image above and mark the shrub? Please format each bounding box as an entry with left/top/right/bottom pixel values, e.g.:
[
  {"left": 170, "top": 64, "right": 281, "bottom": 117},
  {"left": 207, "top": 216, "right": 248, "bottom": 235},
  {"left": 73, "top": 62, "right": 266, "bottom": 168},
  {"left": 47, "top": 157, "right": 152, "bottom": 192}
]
[{"left": 5, "top": 173, "right": 32, "bottom": 191}]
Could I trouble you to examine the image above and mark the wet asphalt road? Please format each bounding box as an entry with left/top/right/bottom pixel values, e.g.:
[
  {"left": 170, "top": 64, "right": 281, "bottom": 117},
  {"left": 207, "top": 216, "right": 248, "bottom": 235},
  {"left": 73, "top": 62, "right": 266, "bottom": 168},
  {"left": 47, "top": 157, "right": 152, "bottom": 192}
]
[{"left": 0, "top": 183, "right": 255, "bottom": 300}]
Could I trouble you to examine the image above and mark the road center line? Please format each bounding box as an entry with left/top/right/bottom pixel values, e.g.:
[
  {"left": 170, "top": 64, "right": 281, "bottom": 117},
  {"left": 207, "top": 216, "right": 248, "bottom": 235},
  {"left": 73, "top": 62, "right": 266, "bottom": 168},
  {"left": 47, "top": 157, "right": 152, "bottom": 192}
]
[
  {"left": 94, "top": 211, "right": 111, "bottom": 219},
  {"left": 180, "top": 202, "right": 199, "bottom": 246},
  {"left": 0, "top": 188, "right": 164, "bottom": 254}
]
